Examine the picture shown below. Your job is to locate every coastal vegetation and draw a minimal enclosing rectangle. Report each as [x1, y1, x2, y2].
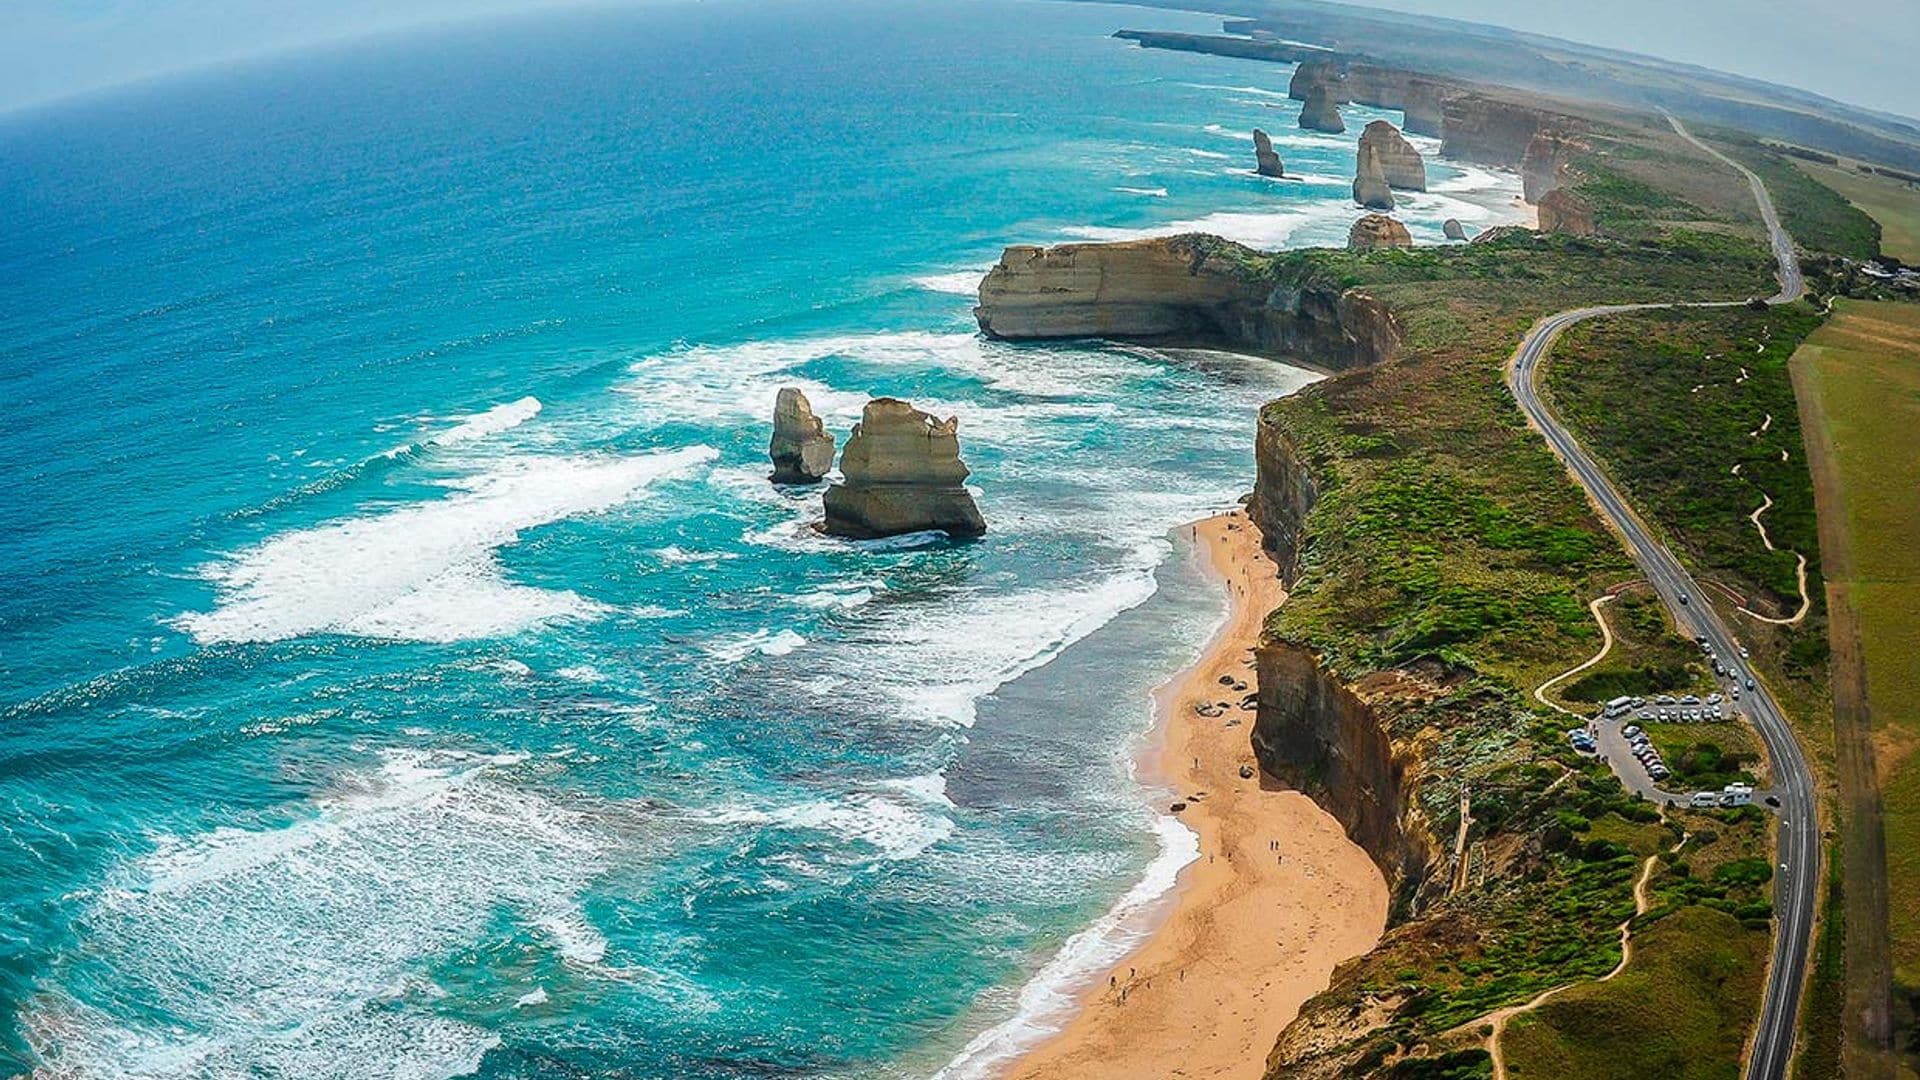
[1792, 161, 1920, 263]
[1711, 135, 1884, 260]
[1190, 89, 1875, 1075]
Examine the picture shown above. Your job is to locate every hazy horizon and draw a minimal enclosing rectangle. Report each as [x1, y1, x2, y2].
[2, 0, 1915, 124]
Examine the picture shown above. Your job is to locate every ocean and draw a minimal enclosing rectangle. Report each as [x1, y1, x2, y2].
[0, 3, 1522, 1077]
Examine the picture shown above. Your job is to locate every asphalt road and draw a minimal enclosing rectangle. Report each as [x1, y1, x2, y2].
[1508, 117, 1817, 1080]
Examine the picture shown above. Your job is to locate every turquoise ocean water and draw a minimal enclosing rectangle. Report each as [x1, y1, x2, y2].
[0, 3, 1522, 1077]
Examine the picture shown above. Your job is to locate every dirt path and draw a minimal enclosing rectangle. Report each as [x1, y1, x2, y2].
[1740, 491, 1813, 625]
[1532, 593, 1618, 715]
[1462, 848, 1667, 1080]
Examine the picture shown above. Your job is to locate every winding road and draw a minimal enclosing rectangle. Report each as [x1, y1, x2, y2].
[1505, 115, 1817, 1080]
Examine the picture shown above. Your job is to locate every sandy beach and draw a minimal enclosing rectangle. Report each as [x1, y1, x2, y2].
[1000, 510, 1389, 1080]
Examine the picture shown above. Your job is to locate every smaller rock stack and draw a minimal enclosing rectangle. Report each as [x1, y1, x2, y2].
[1442, 218, 1468, 241]
[768, 387, 836, 484]
[1353, 144, 1395, 211]
[823, 398, 986, 539]
[1253, 129, 1286, 178]
[1298, 83, 1345, 134]
[1348, 214, 1413, 251]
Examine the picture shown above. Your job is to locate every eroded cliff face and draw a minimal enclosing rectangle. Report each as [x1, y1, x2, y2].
[1250, 416, 1441, 916]
[1439, 93, 1570, 171]
[974, 235, 1403, 371]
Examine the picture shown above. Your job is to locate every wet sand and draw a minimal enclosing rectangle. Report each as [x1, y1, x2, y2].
[1000, 510, 1388, 1080]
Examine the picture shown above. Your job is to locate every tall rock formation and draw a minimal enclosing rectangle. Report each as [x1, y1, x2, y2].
[1298, 83, 1345, 134]
[1252, 129, 1286, 178]
[1357, 120, 1427, 191]
[1536, 188, 1597, 236]
[1442, 218, 1467, 241]
[973, 235, 1404, 371]
[822, 398, 985, 539]
[1348, 214, 1413, 251]
[1521, 130, 1581, 203]
[1352, 143, 1395, 211]
[768, 387, 835, 485]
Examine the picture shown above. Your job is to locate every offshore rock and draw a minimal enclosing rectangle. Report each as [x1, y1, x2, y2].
[1357, 120, 1426, 191]
[974, 235, 1403, 371]
[1298, 84, 1346, 134]
[1348, 214, 1413, 251]
[1442, 218, 1468, 241]
[1253, 129, 1286, 178]
[1537, 187, 1597, 236]
[1353, 141, 1396, 211]
[822, 398, 985, 539]
[768, 387, 835, 484]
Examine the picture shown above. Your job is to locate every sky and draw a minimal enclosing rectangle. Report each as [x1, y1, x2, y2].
[1, 0, 1915, 120]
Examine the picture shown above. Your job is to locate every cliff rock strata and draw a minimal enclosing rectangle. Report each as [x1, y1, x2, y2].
[1250, 415, 1447, 919]
[822, 398, 985, 539]
[974, 235, 1402, 371]
[1537, 187, 1598, 235]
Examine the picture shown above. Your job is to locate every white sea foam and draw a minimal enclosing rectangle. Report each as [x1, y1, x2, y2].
[932, 814, 1199, 1080]
[1112, 186, 1169, 198]
[697, 773, 956, 864]
[177, 446, 716, 644]
[703, 628, 808, 664]
[428, 396, 543, 446]
[23, 749, 620, 1080]
[913, 268, 991, 295]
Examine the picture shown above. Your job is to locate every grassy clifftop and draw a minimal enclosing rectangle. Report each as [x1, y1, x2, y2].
[1248, 116, 1823, 1078]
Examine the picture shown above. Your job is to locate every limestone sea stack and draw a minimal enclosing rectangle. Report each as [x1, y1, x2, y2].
[1357, 120, 1426, 191]
[1253, 129, 1286, 178]
[1348, 214, 1413, 251]
[822, 398, 985, 539]
[1299, 83, 1345, 134]
[769, 387, 836, 484]
[1352, 144, 1395, 211]
[1442, 218, 1468, 241]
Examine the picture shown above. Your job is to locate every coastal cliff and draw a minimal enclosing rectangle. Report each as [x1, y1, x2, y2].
[974, 236, 1402, 371]
[1251, 418, 1441, 915]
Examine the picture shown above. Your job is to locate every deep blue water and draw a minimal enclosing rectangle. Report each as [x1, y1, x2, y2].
[0, 4, 1521, 1077]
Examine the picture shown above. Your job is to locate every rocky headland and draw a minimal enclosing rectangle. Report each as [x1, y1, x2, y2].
[974, 235, 1403, 370]
[821, 398, 985, 540]
[768, 387, 835, 484]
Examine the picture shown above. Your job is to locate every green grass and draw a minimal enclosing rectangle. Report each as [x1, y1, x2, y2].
[1543, 306, 1825, 620]
[1794, 160, 1920, 264]
[1713, 138, 1882, 259]
[1502, 906, 1768, 1080]
[1252, 121, 1794, 1079]
[1794, 842, 1846, 1080]
[1791, 301, 1920, 986]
